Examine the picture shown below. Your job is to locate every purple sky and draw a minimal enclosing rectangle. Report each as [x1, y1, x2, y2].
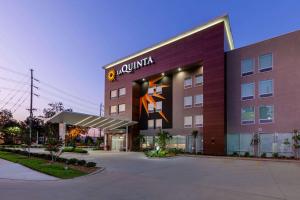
[0, 0, 300, 120]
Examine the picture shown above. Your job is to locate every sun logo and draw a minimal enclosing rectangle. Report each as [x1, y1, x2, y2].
[107, 69, 116, 82]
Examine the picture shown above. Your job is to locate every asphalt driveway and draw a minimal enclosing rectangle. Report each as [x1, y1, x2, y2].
[0, 151, 299, 200]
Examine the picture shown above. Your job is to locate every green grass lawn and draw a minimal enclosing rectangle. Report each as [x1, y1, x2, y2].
[0, 151, 87, 179]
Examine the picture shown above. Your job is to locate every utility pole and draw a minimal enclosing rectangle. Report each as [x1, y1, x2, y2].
[100, 102, 102, 117]
[28, 69, 34, 156]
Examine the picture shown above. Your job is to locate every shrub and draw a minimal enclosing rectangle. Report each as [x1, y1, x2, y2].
[74, 148, 88, 154]
[86, 162, 96, 167]
[261, 152, 267, 158]
[244, 152, 250, 157]
[231, 152, 239, 157]
[77, 160, 86, 166]
[272, 152, 279, 158]
[68, 158, 78, 165]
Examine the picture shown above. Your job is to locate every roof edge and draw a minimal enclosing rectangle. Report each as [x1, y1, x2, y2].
[102, 14, 234, 70]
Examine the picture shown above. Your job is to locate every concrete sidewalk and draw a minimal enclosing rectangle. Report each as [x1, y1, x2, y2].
[0, 159, 58, 181]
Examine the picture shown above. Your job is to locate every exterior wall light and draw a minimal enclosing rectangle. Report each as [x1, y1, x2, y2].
[178, 67, 182, 72]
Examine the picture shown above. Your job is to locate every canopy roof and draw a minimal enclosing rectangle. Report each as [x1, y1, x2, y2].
[45, 111, 137, 131]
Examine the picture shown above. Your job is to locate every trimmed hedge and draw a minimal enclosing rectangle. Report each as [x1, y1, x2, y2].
[62, 147, 88, 154]
[0, 148, 96, 168]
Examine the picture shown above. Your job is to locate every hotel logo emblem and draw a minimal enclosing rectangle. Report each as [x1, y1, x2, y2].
[107, 68, 116, 82]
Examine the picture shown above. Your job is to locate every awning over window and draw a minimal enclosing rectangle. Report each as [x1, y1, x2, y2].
[45, 111, 137, 131]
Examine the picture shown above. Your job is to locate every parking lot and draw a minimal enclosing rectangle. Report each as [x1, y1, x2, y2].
[0, 151, 299, 200]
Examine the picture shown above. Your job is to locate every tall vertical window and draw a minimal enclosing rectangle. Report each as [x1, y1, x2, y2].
[259, 105, 274, 123]
[241, 83, 255, 100]
[195, 74, 203, 86]
[156, 119, 162, 129]
[156, 101, 162, 112]
[194, 94, 203, 106]
[148, 87, 154, 95]
[119, 88, 126, 96]
[184, 96, 193, 108]
[155, 86, 162, 94]
[148, 120, 154, 129]
[259, 80, 273, 97]
[110, 105, 117, 114]
[241, 107, 255, 124]
[148, 103, 154, 113]
[118, 104, 125, 112]
[259, 53, 273, 72]
[194, 115, 203, 127]
[110, 90, 118, 98]
[241, 58, 254, 76]
[184, 116, 193, 128]
[184, 77, 192, 89]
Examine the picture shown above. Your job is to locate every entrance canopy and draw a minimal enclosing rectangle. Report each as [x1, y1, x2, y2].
[45, 111, 137, 130]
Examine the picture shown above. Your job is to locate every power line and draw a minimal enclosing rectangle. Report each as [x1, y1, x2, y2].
[0, 65, 29, 77]
[0, 87, 28, 93]
[9, 90, 30, 111]
[12, 95, 30, 114]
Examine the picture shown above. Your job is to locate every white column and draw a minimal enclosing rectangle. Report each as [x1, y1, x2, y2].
[126, 126, 128, 152]
[59, 123, 66, 141]
[104, 132, 108, 151]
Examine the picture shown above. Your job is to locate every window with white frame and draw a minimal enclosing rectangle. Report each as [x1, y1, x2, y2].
[184, 77, 192, 89]
[148, 119, 154, 129]
[259, 80, 273, 97]
[194, 94, 203, 106]
[148, 103, 154, 113]
[195, 74, 203, 86]
[241, 58, 254, 76]
[241, 83, 255, 100]
[156, 101, 162, 112]
[194, 115, 203, 127]
[155, 86, 162, 94]
[259, 105, 274, 123]
[259, 53, 273, 72]
[119, 87, 126, 96]
[184, 96, 193, 108]
[184, 116, 193, 128]
[110, 105, 117, 114]
[118, 104, 125, 112]
[156, 119, 162, 129]
[241, 106, 255, 124]
[110, 90, 118, 98]
[148, 87, 154, 95]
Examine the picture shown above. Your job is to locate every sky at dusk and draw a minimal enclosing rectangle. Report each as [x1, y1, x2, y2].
[0, 0, 300, 120]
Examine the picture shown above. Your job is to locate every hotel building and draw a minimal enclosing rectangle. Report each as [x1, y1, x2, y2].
[103, 15, 300, 156]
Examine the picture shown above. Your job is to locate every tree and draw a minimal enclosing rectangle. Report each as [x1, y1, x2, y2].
[45, 137, 63, 162]
[156, 130, 172, 150]
[0, 109, 13, 128]
[192, 130, 198, 154]
[43, 102, 72, 118]
[293, 129, 300, 159]
[1, 120, 22, 144]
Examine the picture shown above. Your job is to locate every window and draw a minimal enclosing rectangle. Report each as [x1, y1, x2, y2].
[118, 104, 125, 112]
[148, 87, 154, 95]
[184, 96, 193, 108]
[184, 77, 192, 89]
[110, 90, 117, 98]
[156, 119, 162, 129]
[241, 58, 254, 76]
[148, 103, 154, 113]
[184, 116, 192, 128]
[155, 86, 162, 94]
[156, 101, 162, 112]
[110, 105, 117, 114]
[241, 107, 255, 124]
[195, 74, 203, 86]
[194, 94, 203, 106]
[195, 115, 203, 127]
[148, 120, 154, 129]
[241, 83, 255, 100]
[259, 105, 274, 123]
[259, 80, 273, 97]
[259, 53, 273, 72]
[119, 88, 126, 96]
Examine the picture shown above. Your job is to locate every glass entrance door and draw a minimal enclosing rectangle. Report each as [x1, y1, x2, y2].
[111, 135, 124, 151]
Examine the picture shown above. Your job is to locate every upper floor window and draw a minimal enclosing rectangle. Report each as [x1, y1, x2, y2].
[194, 94, 203, 107]
[241, 106, 255, 125]
[111, 90, 118, 98]
[148, 103, 154, 113]
[259, 53, 273, 72]
[259, 105, 274, 123]
[156, 101, 162, 112]
[155, 86, 162, 94]
[184, 96, 193, 108]
[195, 74, 203, 86]
[259, 80, 273, 97]
[118, 104, 126, 112]
[195, 115, 203, 127]
[241, 83, 255, 100]
[241, 58, 254, 76]
[119, 87, 126, 96]
[156, 119, 162, 129]
[148, 87, 154, 95]
[148, 119, 154, 129]
[184, 77, 192, 89]
[110, 105, 117, 114]
[184, 116, 192, 128]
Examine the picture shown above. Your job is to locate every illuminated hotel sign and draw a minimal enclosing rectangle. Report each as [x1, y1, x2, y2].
[107, 56, 154, 81]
